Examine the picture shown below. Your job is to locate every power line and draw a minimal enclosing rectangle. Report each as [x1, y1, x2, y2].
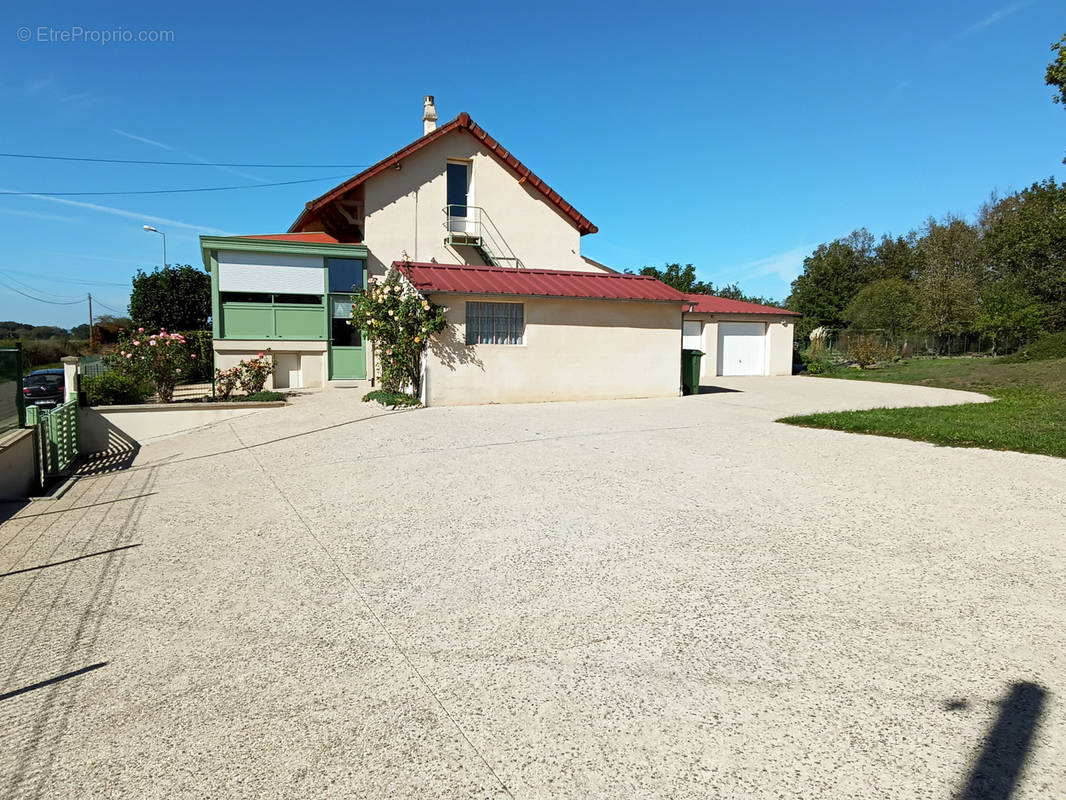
[0, 152, 370, 169]
[0, 271, 85, 301]
[1, 265, 132, 288]
[0, 279, 86, 305]
[91, 298, 125, 314]
[0, 174, 350, 198]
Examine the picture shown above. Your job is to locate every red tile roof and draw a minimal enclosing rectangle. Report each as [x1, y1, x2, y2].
[683, 293, 800, 316]
[398, 262, 687, 303]
[290, 113, 597, 236]
[235, 232, 343, 244]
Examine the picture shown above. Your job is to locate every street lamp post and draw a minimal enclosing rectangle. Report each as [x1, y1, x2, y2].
[143, 225, 166, 267]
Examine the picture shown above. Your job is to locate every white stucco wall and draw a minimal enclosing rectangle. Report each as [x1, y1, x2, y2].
[213, 340, 328, 389]
[79, 404, 280, 453]
[363, 131, 600, 277]
[685, 315, 796, 379]
[0, 428, 36, 500]
[423, 294, 681, 406]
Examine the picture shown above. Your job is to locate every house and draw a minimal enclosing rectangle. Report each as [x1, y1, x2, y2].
[199, 97, 796, 402]
[682, 294, 800, 379]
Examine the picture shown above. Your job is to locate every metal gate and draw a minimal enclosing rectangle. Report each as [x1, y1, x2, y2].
[27, 398, 79, 477]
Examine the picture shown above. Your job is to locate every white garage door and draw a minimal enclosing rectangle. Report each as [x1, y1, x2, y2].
[718, 322, 767, 376]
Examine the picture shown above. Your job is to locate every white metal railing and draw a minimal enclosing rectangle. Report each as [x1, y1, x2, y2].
[442, 205, 524, 269]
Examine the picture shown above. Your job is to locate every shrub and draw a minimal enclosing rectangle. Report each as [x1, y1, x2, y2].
[214, 353, 275, 399]
[805, 359, 830, 375]
[847, 335, 883, 369]
[363, 388, 420, 407]
[111, 328, 193, 402]
[238, 391, 285, 403]
[237, 354, 274, 394]
[83, 371, 152, 406]
[997, 330, 1066, 363]
[179, 330, 213, 381]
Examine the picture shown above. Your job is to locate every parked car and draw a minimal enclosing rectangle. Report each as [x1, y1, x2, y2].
[23, 368, 65, 408]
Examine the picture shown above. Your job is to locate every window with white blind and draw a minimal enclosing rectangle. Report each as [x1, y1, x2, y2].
[466, 301, 524, 345]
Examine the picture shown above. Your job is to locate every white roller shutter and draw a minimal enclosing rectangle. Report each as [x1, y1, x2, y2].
[218, 251, 324, 295]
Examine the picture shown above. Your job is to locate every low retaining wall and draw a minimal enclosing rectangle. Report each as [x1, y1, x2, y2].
[0, 428, 36, 500]
[79, 401, 285, 454]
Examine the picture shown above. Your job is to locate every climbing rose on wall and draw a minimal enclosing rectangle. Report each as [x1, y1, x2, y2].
[349, 266, 447, 397]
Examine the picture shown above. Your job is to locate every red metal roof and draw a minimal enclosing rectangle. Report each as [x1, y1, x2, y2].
[235, 232, 343, 244]
[290, 113, 597, 236]
[683, 293, 800, 316]
[398, 262, 687, 303]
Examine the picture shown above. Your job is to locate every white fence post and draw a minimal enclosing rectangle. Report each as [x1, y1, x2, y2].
[61, 356, 80, 403]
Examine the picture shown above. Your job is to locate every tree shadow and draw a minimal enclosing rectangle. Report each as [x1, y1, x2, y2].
[429, 323, 485, 372]
[957, 681, 1047, 800]
[696, 385, 743, 395]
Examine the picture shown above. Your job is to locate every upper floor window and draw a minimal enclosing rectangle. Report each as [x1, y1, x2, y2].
[327, 258, 365, 293]
[466, 301, 523, 345]
[446, 161, 469, 218]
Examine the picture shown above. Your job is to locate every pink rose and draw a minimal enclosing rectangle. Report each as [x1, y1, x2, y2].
[175, 368, 182, 373]
[137, 327, 144, 333]
[132, 340, 139, 346]
[190, 353, 197, 359]
[126, 353, 132, 359]
[150, 340, 157, 346]
[257, 352, 264, 359]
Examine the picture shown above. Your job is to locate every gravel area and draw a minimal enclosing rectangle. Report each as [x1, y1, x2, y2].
[1, 376, 1062, 799]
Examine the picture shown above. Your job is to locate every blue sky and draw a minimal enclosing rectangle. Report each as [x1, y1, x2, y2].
[1, 0, 1063, 327]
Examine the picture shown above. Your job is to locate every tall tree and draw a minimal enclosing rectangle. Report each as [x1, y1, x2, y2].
[980, 179, 1066, 329]
[1048, 32, 1066, 161]
[636, 263, 715, 294]
[129, 265, 211, 331]
[975, 282, 1050, 352]
[843, 278, 918, 341]
[787, 229, 877, 339]
[915, 217, 983, 345]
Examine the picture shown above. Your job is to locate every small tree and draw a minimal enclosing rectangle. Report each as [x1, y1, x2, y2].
[843, 278, 917, 341]
[349, 268, 447, 398]
[129, 265, 211, 331]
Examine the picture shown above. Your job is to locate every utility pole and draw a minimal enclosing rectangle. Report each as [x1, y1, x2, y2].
[88, 293, 94, 349]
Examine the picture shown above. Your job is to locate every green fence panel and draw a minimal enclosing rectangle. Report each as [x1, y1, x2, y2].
[0, 346, 25, 435]
[31, 397, 78, 476]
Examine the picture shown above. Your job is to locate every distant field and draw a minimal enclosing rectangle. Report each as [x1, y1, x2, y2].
[779, 357, 1066, 458]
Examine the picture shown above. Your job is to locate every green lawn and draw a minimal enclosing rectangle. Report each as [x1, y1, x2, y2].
[779, 357, 1066, 458]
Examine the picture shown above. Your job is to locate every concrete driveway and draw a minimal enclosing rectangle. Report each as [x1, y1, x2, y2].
[1, 377, 1062, 799]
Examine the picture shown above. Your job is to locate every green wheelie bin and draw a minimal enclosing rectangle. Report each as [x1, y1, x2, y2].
[681, 349, 704, 395]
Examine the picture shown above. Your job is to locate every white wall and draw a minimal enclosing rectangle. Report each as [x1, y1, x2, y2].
[363, 131, 601, 278]
[79, 404, 280, 453]
[423, 294, 681, 405]
[0, 428, 36, 500]
[213, 340, 328, 389]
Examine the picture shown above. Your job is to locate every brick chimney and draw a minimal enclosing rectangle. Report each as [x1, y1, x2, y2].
[422, 95, 438, 135]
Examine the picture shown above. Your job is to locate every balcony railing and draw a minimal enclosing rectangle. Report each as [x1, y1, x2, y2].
[442, 205, 524, 269]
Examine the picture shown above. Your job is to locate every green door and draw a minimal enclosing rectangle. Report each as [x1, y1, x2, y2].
[329, 296, 365, 379]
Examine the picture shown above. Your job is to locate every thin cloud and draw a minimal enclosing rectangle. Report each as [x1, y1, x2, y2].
[729, 244, 808, 284]
[960, 1, 1030, 37]
[0, 189, 232, 235]
[25, 77, 53, 95]
[113, 128, 176, 151]
[111, 128, 266, 182]
[0, 207, 83, 224]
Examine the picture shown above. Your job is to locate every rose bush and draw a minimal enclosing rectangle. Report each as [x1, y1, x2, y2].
[349, 267, 447, 398]
[214, 353, 275, 399]
[112, 327, 192, 402]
